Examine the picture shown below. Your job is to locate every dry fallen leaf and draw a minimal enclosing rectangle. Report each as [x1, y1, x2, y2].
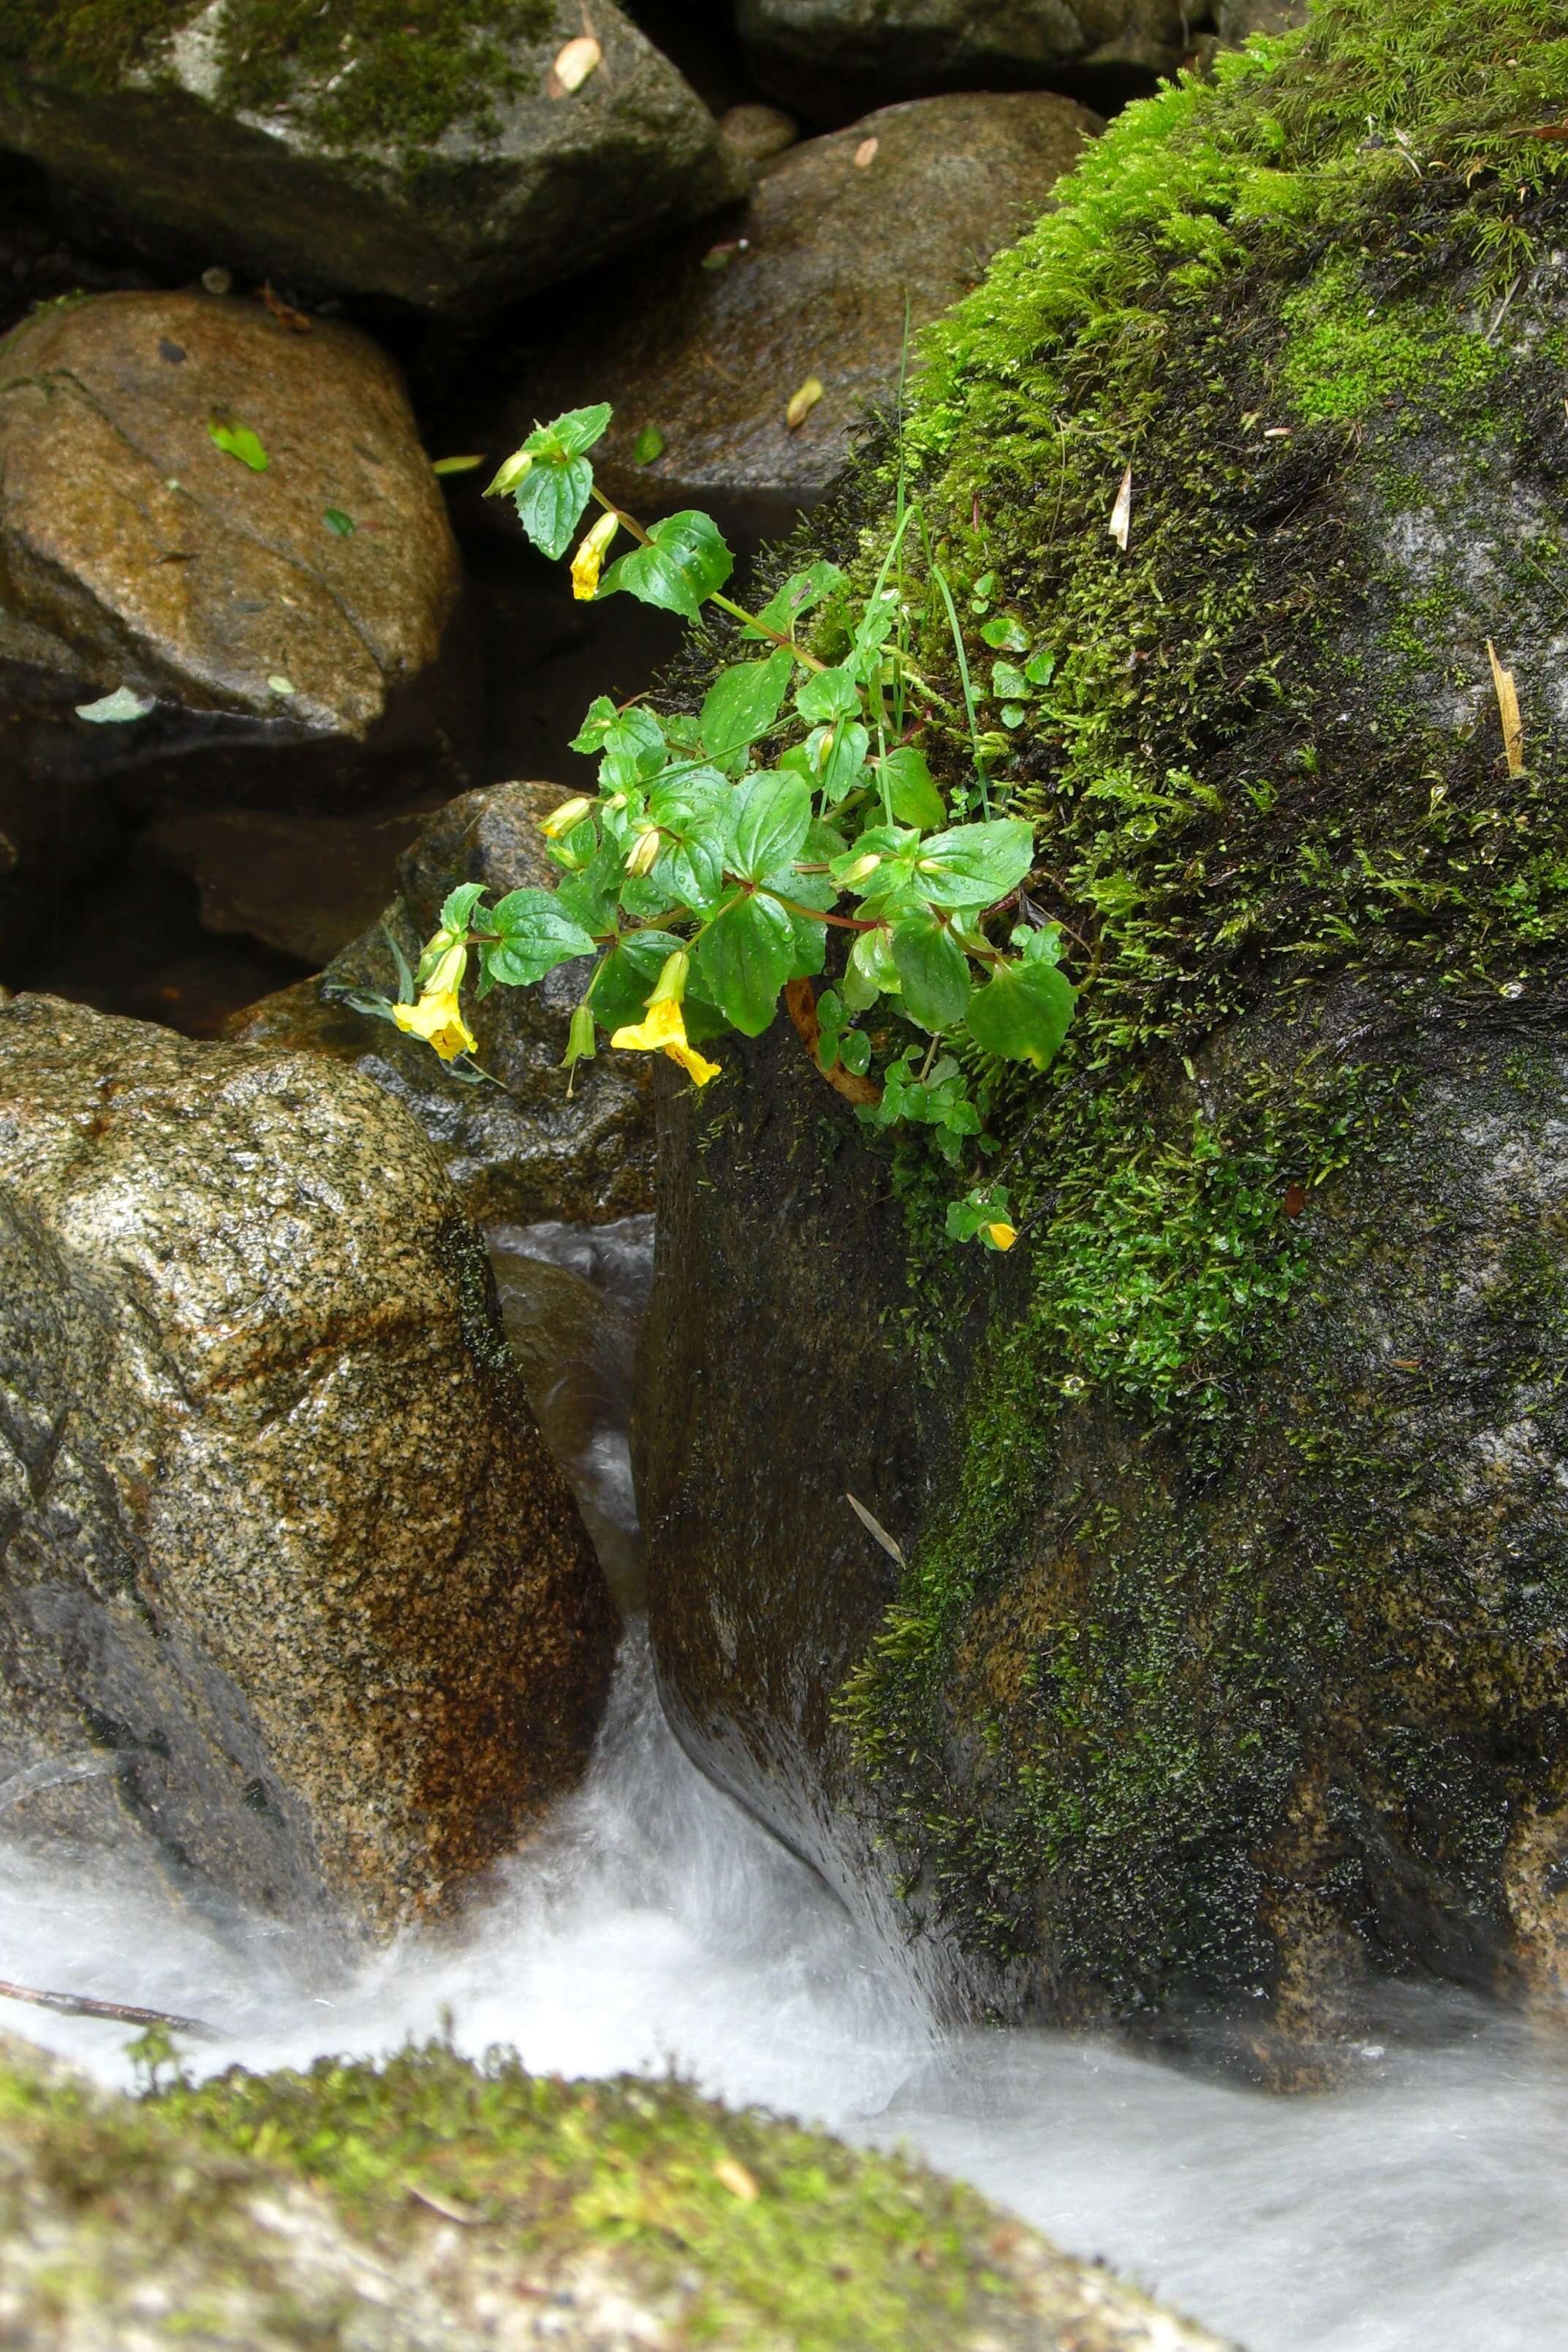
[786, 376, 824, 430]
[854, 136, 879, 167]
[713, 2158, 760, 2204]
[549, 34, 601, 95]
[846, 1491, 906, 1570]
[1486, 638, 1525, 774]
[1108, 461, 1132, 551]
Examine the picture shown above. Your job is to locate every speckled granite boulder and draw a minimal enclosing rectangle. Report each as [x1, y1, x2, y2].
[0, 0, 745, 318]
[510, 92, 1099, 537]
[0, 995, 616, 1940]
[738, 0, 1187, 123]
[227, 782, 654, 1227]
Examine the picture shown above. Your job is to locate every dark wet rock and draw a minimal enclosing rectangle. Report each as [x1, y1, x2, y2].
[227, 782, 655, 1227]
[1217, 0, 1308, 37]
[737, 0, 1185, 123]
[0, 2030, 1237, 2352]
[0, 994, 616, 1941]
[717, 99, 800, 163]
[512, 92, 1100, 537]
[0, 290, 466, 812]
[0, 1, 746, 320]
[639, 10, 1568, 2057]
[147, 802, 443, 966]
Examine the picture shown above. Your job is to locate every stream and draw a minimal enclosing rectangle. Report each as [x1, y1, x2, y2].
[4, 1222, 1566, 2352]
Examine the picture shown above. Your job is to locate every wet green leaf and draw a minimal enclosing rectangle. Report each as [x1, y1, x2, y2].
[208, 417, 268, 471]
[697, 893, 795, 1033]
[891, 909, 971, 1032]
[963, 956, 1075, 1069]
[599, 510, 733, 621]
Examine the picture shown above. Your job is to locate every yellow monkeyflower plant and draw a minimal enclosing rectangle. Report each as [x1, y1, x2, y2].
[343, 398, 1078, 1247]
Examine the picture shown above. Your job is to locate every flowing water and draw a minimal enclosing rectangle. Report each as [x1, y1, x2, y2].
[4, 1225, 1566, 2352]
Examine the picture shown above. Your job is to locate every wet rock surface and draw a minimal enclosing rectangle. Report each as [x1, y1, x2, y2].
[0, 289, 463, 809]
[737, 0, 1186, 122]
[227, 781, 655, 1227]
[147, 801, 442, 966]
[0, 993, 616, 1940]
[0, 1, 745, 319]
[514, 91, 1099, 537]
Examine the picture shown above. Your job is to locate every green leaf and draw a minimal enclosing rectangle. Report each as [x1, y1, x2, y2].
[879, 746, 945, 831]
[599, 510, 732, 621]
[839, 1028, 872, 1077]
[980, 615, 1029, 651]
[527, 404, 613, 460]
[1024, 649, 1056, 687]
[208, 417, 268, 471]
[891, 910, 972, 1032]
[914, 818, 1034, 909]
[570, 695, 619, 755]
[597, 704, 667, 793]
[431, 454, 485, 475]
[696, 893, 795, 1034]
[1001, 703, 1027, 728]
[75, 685, 153, 723]
[963, 956, 1075, 1069]
[439, 882, 488, 937]
[481, 888, 597, 986]
[632, 425, 665, 464]
[746, 560, 845, 642]
[513, 457, 593, 559]
[592, 931, 686, 1031]
[322, 506, 355, 537]
[728, 771, 811, 882]
[991, 660, 1029, 700]
[795, 663, 860, 725]
[699, 648, 795, 760]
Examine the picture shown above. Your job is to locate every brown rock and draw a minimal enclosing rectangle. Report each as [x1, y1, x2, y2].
[0, 994, 617, 1940]
[227, 782, 655, 1228]
[507, 92, 1101, 537]
[718, 101, 800, 163]
[147, 801, 444, 966]
[0, 290, 464, 807]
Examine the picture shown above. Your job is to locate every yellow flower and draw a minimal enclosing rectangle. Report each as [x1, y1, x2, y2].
[611, 953, 721, 1086]
[982, 1220, 1018, 1250]
[393, 940, 477, 1064]
[571, 510, 618, 601]
[539, 793, 594, 839]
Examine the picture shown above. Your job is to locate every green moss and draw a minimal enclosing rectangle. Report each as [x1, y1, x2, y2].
[792, 0, 1568, 2005]
[2, 0, 553, 151]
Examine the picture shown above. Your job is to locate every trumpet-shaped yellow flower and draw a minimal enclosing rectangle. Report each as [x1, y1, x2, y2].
[611, 980, 721, 1088]
[393, 941, 477, 1064]
[571, 510, 618, 602]
[539, 793, 594, 840]
[982, 1220, 1018, 1251]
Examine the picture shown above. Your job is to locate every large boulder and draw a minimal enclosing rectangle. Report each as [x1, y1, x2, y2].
[227, 781, 655, 1227]
[0, 2032, 1235, 2352]
[0, 1, 746, 319]
[737, 0, 1187, 123]
[638, 0, 1568, 2057]
[509, 91, 1099, 538]
[0, 994, 617, 1940]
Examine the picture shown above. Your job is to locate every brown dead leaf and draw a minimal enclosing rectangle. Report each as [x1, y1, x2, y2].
[260, 281, 312, 332]
[1524, 118, 1568, 139]
[846, 1491, 907, 1570]
[549, 34, 601, 94]
[1486, 638, 1525, 774]
[854, 136, 879, 167]
[714, 2158, 760, 2204]
[786, 376, 824, 430]
[1108, 461, 1132, 552]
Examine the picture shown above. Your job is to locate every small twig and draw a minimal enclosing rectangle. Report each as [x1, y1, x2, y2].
[0, 1977, 216, 2038]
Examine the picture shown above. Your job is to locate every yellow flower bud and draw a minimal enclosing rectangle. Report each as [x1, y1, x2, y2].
[982, 1221, 1018, 1250]
[841, 852, 882, 886]
[626, 826, 662, 877]
[539, 794, 594, 840]
[483, 447, 534, 498]
[570, 510, 619, 601]
[564, 1002, 597, 1067]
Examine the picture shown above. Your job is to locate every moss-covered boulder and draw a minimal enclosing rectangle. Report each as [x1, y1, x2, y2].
[639, 0, 1568, 2057]
[0, 2030, 1234, 2349]
[0, 1, 745, 318]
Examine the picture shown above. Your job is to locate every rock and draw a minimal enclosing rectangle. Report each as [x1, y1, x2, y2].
[0, 289, 466, 810]
[1216, 0, 1308, 38]
[0, 2032, 1237, 2352]
[227, 781, 655, 1228]
[0, 1, 746, 320]
[0, 994, 616, 1940]
[512, 92, 1100, 537]
[737, 0, 1186, 124]
[147, 802, 443, 965]
[718, 99, 800, 163]
[638, 3, 1568, 2056]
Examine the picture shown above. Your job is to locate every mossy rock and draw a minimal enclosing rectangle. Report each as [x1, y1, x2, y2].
[0, 0, 746, 317]
[638, 0, 1568, 2058]
[0, 2031, 1234, 2348]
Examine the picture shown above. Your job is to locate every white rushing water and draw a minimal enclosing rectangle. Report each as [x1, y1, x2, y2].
[4, 1218, 1566, 2351]
[4, 1625, 1567, 2352]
